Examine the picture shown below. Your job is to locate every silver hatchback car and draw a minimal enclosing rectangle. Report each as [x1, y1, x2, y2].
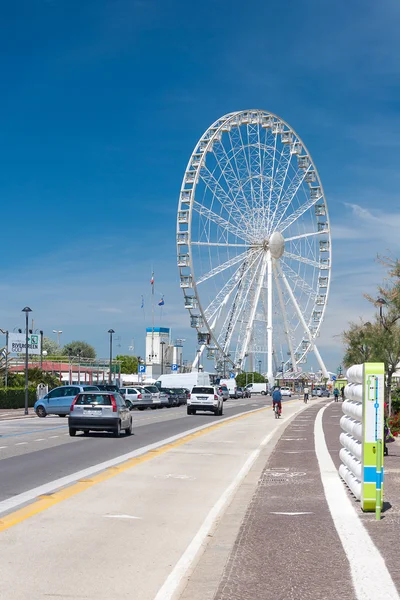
[69, 391, 132, 437]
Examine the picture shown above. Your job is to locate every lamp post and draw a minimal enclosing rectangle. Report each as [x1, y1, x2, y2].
[108, 329, 115, 383]
[197, 349, 201, 373]
[39, 330, 44, 370]
[375, 297, 387, 323]
[160, 340, 165, 375]
[53, 329, 62, 347]
[258, 360, 262, 375]
[0, 329, 9, 388]
[22, 307, 32, 415]
[77, 348, 82, 384]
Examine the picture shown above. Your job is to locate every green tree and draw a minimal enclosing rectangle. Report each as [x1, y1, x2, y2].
[7, 368, 60, 389]
[42, 336, 62, 356]
[115, 355, 138, 374]
[236, 372, 266, 387]
[62, 341, 96, 359]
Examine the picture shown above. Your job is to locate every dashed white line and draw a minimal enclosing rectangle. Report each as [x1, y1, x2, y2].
[34, 438, 45, 442]
[15, 442, 28, 446]
[49, 435, 59, 439]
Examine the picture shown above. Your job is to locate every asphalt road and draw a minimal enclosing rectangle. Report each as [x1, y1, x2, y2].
[0, 395, 296, 503]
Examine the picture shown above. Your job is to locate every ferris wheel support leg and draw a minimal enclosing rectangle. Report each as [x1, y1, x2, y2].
[267, 251, 274, 388]
[273, 261, 298, 374]
[277, 263, 329, 380]
[239, 252, 268, 367]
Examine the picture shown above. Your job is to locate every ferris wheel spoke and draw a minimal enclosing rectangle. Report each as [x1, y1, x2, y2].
[267, 143, 293, 233]
[275, 184, 322, 234]
[284, 251, 321, 269]
[269, 164, 311, 234]
[192, 200, 248, 241]
[200, 165, 248, 230]
[203, 251, 261, 322]
[272, 261, 298, 372]
[281, 259, 317, 300]
[285, 229, 329, 242]
[275, 261, 329, 378]
[213, 138, 253, 217]
[191, 241, 248, 247]
[196, 248, 254, 285]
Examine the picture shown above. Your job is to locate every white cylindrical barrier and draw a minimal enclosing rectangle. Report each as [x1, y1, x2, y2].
[344, 382, 363, 403]
[340, 415, 362, 441]
[342, 399, 363, 421]
[339, 448, 362, 480]
[340, 432, 362, 460]
[339, 464, 362, 500]
[347, 364, 363, 384]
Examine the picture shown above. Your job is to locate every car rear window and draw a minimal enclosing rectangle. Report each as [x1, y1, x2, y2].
[145, 386, 158, 392]
[75, 393, 112, 406]
[84, 386, 100, 392]
[192, 387, 214, 394]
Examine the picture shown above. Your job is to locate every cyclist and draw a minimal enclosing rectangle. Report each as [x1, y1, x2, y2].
[272, 386, 282, 416]
[333, 387, 340, 402]
[303, 386, 309, 403]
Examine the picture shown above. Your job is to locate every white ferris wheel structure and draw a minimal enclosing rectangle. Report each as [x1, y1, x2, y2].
[176, 109, 331, 384]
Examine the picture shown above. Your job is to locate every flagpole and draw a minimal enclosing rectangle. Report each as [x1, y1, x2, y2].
[151, 272, 155, 363]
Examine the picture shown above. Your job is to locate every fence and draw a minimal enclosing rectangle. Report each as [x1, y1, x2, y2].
[339, 362, 385, 513]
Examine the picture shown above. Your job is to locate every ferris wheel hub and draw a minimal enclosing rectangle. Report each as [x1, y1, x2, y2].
[268, 231, 285, 259]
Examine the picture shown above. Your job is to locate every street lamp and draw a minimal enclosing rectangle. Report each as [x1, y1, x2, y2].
[160, 340, 165, 375]
[53, 329, 62, 346]
[197, 349, 201, 373]
[108, 329, 115, 383]
[0, 329, 9, 388]
[375, 297, 387, 323]
[77, 348, 82, 384]
[22, 307, 32, 415]
[258, 360, 262, 374]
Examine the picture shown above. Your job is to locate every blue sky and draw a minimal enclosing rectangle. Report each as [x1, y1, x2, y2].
[1, 0, 399, 370]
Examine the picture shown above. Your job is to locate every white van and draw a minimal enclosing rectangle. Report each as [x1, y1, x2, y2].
[219, 378, 238, 399]
[244, 382, 268, 395]
[156, 372, 211, 391]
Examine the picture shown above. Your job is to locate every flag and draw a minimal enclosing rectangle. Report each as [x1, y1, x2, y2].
[150, 272, 154, 285]
[141, 295, 144, 309]
[158, 297, 165, 306]
[0, 348, 6, 359]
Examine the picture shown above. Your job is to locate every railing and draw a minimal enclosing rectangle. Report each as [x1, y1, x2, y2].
[339, 363, 385, 515]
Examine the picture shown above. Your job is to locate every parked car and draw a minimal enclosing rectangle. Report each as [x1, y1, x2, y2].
[159, 387, 180, 407]
[244, 382, 268, 395]
[187, 386, 223, 415]
[312, 387, 330, 398]
[95, 384, 120, 393]
[144, 385, 161, 408]
[172, 388, 189, 405]
[120, 387, 153, 410]
[159, 390, 171, 408]
[236, 387, 244, 399]
[69, 391, 132, 437]
[280, 386, 292, 397]
[34, 384, 100, 418]
[218, 385, 230, 401]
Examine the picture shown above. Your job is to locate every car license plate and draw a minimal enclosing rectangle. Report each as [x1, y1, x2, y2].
[153, 399, 160, 403]
[84, 408, 102, 416]
[198, 397, 208, 401]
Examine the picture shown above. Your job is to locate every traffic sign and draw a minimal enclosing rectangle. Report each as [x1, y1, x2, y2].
[138, 364, 146, 374]
[171, 364, 178, 372]
[230, 372, 235, 378]
[332, 375, 337, 381]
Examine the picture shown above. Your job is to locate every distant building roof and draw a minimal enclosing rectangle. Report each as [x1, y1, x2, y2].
[146, 327, 170, 333]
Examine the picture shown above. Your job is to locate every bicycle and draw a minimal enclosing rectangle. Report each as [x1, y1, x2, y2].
[274, 403, 281, 419]
[304, 393, 309, 404]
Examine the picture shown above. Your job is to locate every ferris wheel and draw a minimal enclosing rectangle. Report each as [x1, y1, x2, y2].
[176, 110, 331, 382]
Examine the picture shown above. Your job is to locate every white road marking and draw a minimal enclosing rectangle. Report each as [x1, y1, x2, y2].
[49, 435, 59, 439]
[281, 438, 307, 441]
[104, 514, 142, 520]
[0, 446, 7, 449]
[15, 442, 28, 446]
[315, 404, 400, 600]
[0, 407, 266, 517]
[271, 511, 313, 516]
[153, 423, 281, 600]
[34, 439, 45, 442]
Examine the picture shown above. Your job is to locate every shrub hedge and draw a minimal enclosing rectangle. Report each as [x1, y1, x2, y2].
[0, 388, 37, 409]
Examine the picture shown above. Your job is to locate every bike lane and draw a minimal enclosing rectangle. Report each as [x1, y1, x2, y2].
[213, 402, 356, 600]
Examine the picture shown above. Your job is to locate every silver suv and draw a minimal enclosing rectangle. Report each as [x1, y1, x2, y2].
[69, 391, 132, 437]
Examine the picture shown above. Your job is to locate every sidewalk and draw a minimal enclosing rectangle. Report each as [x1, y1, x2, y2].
[0, 408, 36, 421]
[180, 400, 400, 600]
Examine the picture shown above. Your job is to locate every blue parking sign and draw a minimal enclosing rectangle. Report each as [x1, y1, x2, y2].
[139, 364, 146, 374]
[230, 372, 235, 378]
[171, 364, 178, 372]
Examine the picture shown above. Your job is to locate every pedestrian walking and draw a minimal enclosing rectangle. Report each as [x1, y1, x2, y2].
[303, 386, 309, 403]
[333, 388, 339, 402]
[340, 386, 345, 401]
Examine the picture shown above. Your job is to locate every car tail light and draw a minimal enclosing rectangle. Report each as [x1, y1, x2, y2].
[187, 393, 191, 399]
[70, 394, 79, 412]
[138, 393, 142, 399]
[110, 395, 117, 412]
[214, 395, 218, 400]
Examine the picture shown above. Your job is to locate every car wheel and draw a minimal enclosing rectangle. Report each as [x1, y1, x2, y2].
[220, 405, 224, 416]
[187, 408, 192, 415]
[36, 405, 47, 418]
[114, 421, 121, 437]
[261, 391, 266, 395]
[69, 428, 77, 436]
[125, 420, 133, 435]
